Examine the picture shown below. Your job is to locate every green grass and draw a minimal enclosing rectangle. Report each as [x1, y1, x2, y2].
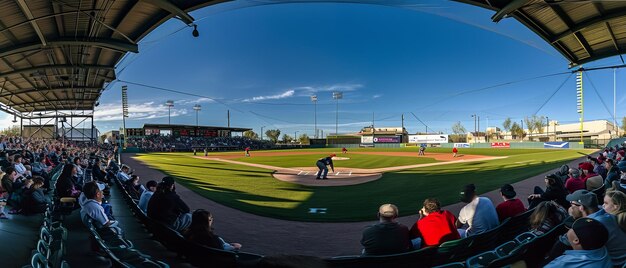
[135, 148, 594, 222]
[232, 153, 438, 168]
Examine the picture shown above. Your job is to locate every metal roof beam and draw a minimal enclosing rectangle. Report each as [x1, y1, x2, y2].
[0, 38, 138, 59]
[15, 0, 47, 46]
[12, 98, 92, 107]
[0, 65, 115, 81]
[142, 0, 195, 25]
[491, 0, 529, 22]
[550, 9, 626, 44]
[0, 87, 101, 99]
[549, 5, 593, 58]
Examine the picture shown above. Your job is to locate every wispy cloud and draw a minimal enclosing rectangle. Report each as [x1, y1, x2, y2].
[293, 83, 364, 95]
[94, 102, 187, 122]
[242, 90, 295, 102]
[179, 98, 214, 105]
[372, 94, 382, 99]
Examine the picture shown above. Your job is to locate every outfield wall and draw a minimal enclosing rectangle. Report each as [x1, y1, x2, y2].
[328, 142, 584, 149]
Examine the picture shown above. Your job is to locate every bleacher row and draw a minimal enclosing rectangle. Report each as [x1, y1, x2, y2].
[112, 166, 568, 268]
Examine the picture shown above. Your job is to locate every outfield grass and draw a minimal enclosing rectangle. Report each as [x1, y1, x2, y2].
[135, 148, 594, 222]
[231, 153, 438, 168]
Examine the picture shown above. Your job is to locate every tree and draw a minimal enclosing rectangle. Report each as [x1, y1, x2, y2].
[243, 130, 258, 140]
[451, 121, 466, 134]
[265, 129, 281, 143]
[502, 118, 511, 133]
[0, 125, 20, 136]
[281, 134, 293, 143]
[298, 133, 310, 144]
[622, 117, 626, 136]
[524, 117, 535, 138]
[510, 122, 523, 140]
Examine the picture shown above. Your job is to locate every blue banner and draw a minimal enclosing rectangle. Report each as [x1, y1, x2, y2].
[544, 142, 569, 149]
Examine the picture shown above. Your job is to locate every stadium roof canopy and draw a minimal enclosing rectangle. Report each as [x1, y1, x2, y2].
[0, 0, 228, 116]
[456, 0, 626, 68]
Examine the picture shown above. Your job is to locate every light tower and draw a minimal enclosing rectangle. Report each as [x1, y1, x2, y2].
[311, 95, 318, 138]
[333, 91, 343, 136]
[165, 100, 174, 125]
[193, 104, 202, 127]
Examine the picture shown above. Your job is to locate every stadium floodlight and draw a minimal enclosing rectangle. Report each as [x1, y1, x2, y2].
[261, 126, 266, 140]
[193, 104, 202, 127]
[11, 114, 17, 123]
[165, 100, 175, 125]
[311, 95, 317, 138]
[333, 92, 343, 136]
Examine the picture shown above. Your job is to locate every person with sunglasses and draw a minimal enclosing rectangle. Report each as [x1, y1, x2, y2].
[544, 218, 611, 268]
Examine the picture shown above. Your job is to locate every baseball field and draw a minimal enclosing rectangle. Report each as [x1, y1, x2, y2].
[133, 147, 594, 222]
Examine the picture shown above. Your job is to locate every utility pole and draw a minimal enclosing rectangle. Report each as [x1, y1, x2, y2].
[546, 117, 549, 141]
[311, 95, 318, 138]
[227, 110, 230, 128]
[521, 119, 524, 142]
[372, 112, 375, 147]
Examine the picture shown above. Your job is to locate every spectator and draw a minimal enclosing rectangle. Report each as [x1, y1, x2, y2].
[13, 155, 31, 178]
[21, 176, 50, 215]
[361, 204, 411, 255]
[603, 190, 626, 232]
[55, 164, 80, 198]
[117, 165, 131, 182]
[528, 174, 569, 209]
[546, 190, 626, 266]
[593, 158, 608, 179]
[147, 177, 191, 232]
[409, 198, 460, 248]
[495, 184, 526, 222]
[604, 159, 620, 189]
[183, 209, 241, 251]
[529, 201, 567, 236]
[565, 168, 585, 194]
[544, 218, 611, 268]
[138, 180, 158, 213]
[124, 175, 145, 200]
[456, 184, 499, 238]
[80, 181, 117, 228]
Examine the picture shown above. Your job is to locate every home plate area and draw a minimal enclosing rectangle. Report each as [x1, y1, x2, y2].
[272, 167, 382, 187]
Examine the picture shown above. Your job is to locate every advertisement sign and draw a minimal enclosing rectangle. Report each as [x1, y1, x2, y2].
[408, 134, 449, 144]
[373, 136, 401, 143]
[544, 142, 569, 149]
[491, 142, 510, 148]
[454, 143, 470, 148]
[361, 136, 373, 144]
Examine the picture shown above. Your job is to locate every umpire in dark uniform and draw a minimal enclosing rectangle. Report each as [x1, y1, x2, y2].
[315, 154, 336, 180]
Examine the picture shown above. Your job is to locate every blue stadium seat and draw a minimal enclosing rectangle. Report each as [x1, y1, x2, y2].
[326, 246, 437, 268]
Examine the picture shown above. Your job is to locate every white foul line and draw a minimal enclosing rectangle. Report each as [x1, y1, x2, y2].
[297, 171, 303, 175]
[349, 171, 352, 176]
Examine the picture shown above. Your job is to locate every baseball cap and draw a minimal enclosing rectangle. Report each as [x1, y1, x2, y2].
[500, 184, 516, 198]
[378, 204, 398, 218]
[571, 218, 609, 250]
[460, 184, 476, 203]
[579, 162, 594, 172]
[566, 190, 598, 208]
[161, 176, 175, 186]
[330, 154, 337, 157]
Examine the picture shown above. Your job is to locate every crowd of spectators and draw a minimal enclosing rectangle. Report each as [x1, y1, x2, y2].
[359, 143, 626, 267]
[125, 135, 273, 152]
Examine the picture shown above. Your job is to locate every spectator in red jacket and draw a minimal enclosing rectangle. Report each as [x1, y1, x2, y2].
[409, 198, 460, 248]
[565, 168, 586, 193]
[496, 184, 526, 222]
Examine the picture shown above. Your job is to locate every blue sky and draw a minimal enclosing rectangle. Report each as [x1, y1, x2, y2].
[68, 1, 626, 136]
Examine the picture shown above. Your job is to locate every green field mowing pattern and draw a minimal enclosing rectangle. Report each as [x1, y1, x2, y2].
[135, 148, 594, 222]
[231, 153, 438, 168]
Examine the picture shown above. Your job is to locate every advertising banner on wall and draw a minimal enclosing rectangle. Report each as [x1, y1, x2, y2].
[454, 143, 470, 148]
[408, 135, 449, 144]
[491, 142, 510, 148]
[544, 142, 570, 149]
[374, 136, 401, 143]
[361, 136, 373, 144]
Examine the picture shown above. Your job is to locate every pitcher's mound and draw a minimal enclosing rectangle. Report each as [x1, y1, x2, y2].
[273, 167, 381, 187]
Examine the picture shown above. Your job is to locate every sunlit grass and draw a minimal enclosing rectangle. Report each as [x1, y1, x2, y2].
[136, 148, 594, 222]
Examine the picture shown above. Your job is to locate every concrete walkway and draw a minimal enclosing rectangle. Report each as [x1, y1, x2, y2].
[122, 153, 593, 258]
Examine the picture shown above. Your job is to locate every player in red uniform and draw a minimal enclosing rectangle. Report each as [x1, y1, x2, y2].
[245, 147, 250, 157]
[452, 147, 458, 158]
[342, 147, 348, 154]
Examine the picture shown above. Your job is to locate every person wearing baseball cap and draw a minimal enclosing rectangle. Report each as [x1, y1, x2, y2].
[147, 176, 192, 232]
[495, 184, 526, 222]
[544, 218, 611, 268]
[456, 184, 499, 238]
[314, 154, 335, 180]
[360, 203, 411, 255]
[545, 190, 626, 266]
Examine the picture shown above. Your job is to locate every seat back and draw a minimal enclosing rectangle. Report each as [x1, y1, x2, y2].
[520, 222, 567, 268]
[498, 208, 534, 244]
[183, 239, 238, 268]
[326, 247, 437, 268]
